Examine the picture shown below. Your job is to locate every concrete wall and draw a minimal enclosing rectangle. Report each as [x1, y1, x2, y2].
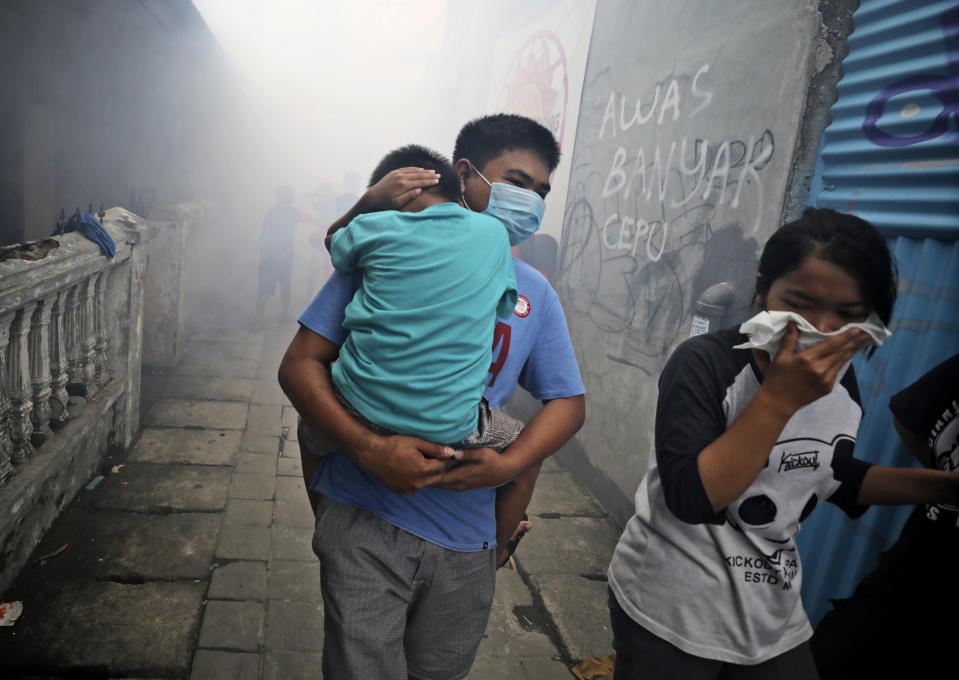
[0, 0, 263, 246]
[141, 203, 207, 370]
[552, 0, 857, 525]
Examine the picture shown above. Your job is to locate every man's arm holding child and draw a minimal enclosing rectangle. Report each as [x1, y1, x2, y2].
[435, 395, 585, 491]
[324, 168, 440, 250]
[278, 327, 457, 497]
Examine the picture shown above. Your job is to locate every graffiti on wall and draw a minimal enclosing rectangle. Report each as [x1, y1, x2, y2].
[556, 63, 769, 374]
[496, 30, 570, 150]
[863, 5, 959, 148]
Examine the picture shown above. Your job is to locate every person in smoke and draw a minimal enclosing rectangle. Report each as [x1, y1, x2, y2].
[299, 142, 536, 571]
[278, 114, 585, 680]
[305, 181, 336, 297]
[336, 170, 362, 216]
[253, 184, 313, 329]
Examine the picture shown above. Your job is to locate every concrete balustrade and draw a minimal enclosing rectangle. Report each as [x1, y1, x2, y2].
[0, 207, 156, 593]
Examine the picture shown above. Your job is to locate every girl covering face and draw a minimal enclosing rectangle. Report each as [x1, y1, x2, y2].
[607, 208, 959, 680]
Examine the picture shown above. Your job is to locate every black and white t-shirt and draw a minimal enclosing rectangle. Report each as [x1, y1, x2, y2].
[608, 327, 872, 665]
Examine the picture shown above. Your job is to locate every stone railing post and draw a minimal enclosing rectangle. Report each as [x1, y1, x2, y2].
[79, 275, 97, 388]
[93, 270, 110, 387]
[28, 297, 54, 445]
[65, 283, 83, 391]
[48, 288, 71, 427]
[7, 303, 37, 465]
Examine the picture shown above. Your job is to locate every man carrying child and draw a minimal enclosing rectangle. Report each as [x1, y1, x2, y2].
[278, 114, 585, 680]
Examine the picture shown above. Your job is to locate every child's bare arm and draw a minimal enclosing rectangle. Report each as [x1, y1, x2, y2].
[324, 168, 439, 251]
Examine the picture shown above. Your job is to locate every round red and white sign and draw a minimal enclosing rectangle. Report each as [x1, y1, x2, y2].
[514, 295, 530, 318]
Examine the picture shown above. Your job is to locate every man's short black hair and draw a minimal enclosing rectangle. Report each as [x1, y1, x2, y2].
[368, 144, 460, 202]
[453, 114, 560, 174]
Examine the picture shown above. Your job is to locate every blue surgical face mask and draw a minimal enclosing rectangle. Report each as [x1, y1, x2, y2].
[464, 163, 546, 246]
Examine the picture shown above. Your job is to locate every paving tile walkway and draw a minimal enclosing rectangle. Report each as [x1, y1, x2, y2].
[0, 325, 620, 679]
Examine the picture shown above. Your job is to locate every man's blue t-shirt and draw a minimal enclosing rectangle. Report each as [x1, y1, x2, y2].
[298, 258, 585, 551]
[329, 203, 517, 443]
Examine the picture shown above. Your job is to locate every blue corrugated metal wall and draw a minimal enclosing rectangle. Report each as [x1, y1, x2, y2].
[798, 0, 959, 625]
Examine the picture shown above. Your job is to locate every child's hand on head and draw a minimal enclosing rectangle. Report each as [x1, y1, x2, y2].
[361, 167, 440, 213]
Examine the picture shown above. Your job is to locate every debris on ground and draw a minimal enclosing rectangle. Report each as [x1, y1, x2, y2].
[0, 602, 24, 627]
[571, 654, 615, 680]
[35, 543, 69, 566]
[84, 475, 104, 490]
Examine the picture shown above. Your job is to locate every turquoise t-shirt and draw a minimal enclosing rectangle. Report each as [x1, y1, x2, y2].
[329, 202, 517, 443]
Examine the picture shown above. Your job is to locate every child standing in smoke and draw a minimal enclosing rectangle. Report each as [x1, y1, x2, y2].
[306, 182, 336, 300]
[253, 185, 313, 329]
[299, 143, 542, 567]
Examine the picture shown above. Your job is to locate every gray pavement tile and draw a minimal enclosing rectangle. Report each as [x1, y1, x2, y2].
[190, 650, 260, 680]
[216, 525, 272, 561]
[163, 376, 253, 402]
[92, 464, 231, 513]
[281, 405, 298, 432]
[268, 560, 322, 602]
[285, 423, 299, 443]
[274, 476, 305, 501]
[528, 472, 606, 518]
[255, 363, 280, 380]
[230, 473, 276, 501]
[128, 428, 241, 466]
[466, 654, 573, 680]
[539, 455, 567, 474]
[208, 561, 268, 601]
[281, 440, 301, 459]
[144, 399, 248, 429]
[277, 456, 302, 477]
[257, 357, 282, 378]
[235, 452, 278, 476]
[252, 379, 286, 405]
[494, 566, 535, 607]
[241, 433, 281, 455]
[273, 498, 315, 529]
[263, 650, 323, 680]
[198, 600, 265, 652]
[224, 499, 274, 527]
[247, 404, 284, 436]
[517, 516, 620, 577]
[265, 600, 324, 651]
[0, 581, 204, 675]
[271, 526, 315, 561]
[478, 569, 559, 662]
[176, 353, 259, 379]
[33, 510, 219, 581]
[536, 574, 613, 662]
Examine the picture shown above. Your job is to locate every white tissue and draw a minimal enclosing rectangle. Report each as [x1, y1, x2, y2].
[734, 311, 891, 357]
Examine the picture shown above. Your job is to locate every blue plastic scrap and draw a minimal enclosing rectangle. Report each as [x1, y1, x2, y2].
[55, 213, 116, 257]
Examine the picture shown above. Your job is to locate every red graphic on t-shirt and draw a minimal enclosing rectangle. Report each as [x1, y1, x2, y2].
[488, 322, 511, 387]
